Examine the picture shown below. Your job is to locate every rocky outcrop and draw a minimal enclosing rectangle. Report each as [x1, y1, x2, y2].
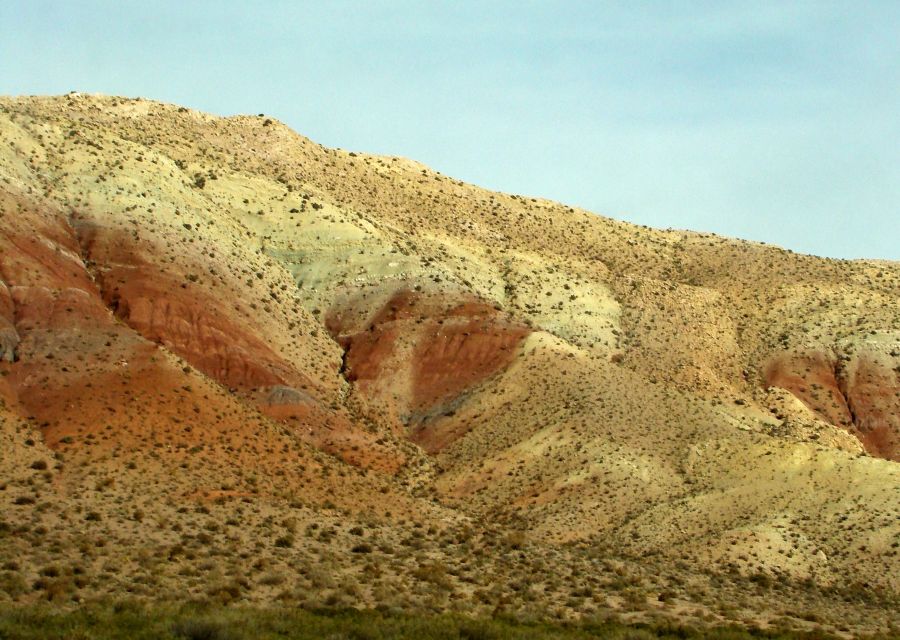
[0, 326, 17, 363]
[265, 385, 314, 407]
[0, 281, 17, 363]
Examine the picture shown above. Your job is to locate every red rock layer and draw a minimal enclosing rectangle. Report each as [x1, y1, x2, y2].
[764, 352, 853, 429]
[74, 222, 311, 391]
[328, 288, 529, 449]
[412, 301, 529, 412]
[840, 354, 899, 460]
[0, 192, 404, 474]
[0, 194, 228, 448]
[765, 350, 899, 461]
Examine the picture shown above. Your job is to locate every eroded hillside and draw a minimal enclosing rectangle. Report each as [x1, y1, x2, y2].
[0, 94, 898, 636]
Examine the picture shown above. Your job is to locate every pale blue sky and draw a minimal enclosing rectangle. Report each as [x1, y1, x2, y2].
[2, 1, 898, 260]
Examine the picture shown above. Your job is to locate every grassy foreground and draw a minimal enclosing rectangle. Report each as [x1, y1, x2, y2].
[0, 602, 869, 640]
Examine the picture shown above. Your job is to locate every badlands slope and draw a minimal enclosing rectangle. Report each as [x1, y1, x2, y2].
[0, 94, 898, 634]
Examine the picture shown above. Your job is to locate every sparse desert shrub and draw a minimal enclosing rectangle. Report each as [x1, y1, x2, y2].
[0, 570, 27, 597]
[274, 534, 294, 548]
[504, 531, 526, 550]
[257, 572, 285, 586]
[206, 580, 244, 605]
[33, 576, 75, 602]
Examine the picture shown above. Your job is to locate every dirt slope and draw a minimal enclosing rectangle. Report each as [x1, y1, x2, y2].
[0, 94, 897, 635]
